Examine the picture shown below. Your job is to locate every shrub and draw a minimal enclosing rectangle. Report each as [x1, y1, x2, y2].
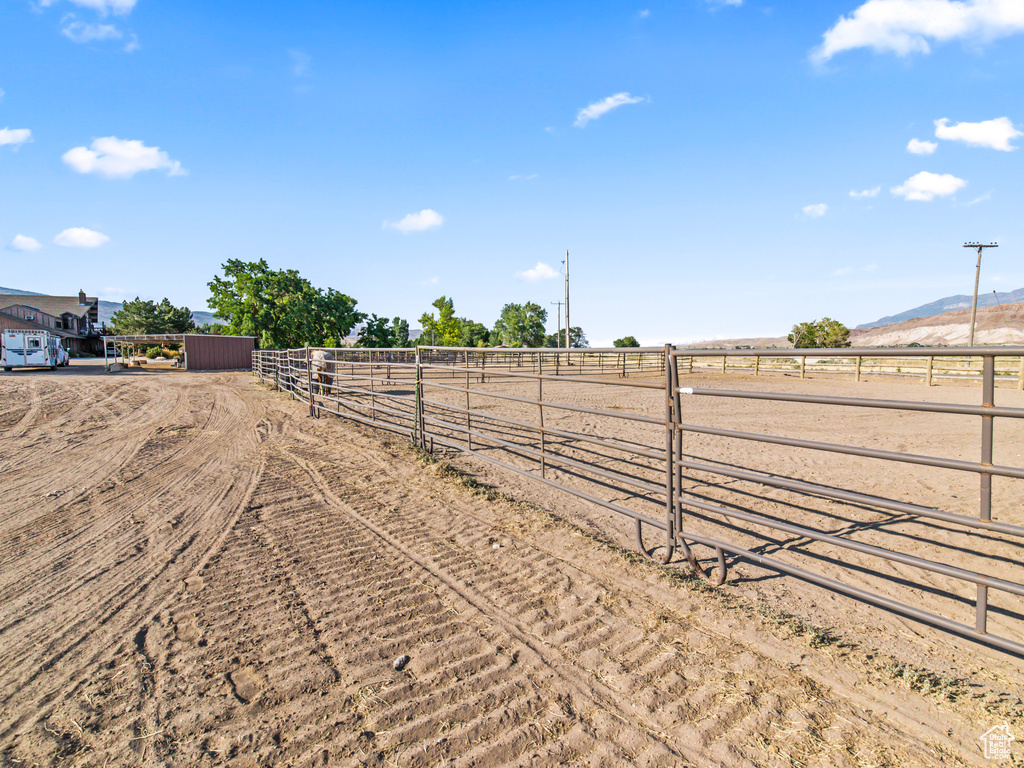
[146, 347, 162, 359]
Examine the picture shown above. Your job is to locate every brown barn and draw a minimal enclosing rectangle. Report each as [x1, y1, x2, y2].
[107, 334, 255, 371]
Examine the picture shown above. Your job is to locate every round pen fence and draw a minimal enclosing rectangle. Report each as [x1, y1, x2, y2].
[254, 344, 1024, 656]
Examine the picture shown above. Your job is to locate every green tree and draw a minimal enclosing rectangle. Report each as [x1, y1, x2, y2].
[613, 336, 640, 348]
[207, 258, 364, 348]
[419, 296, 461, 346]
[788, 317, 851, 348]
[493, 302, 548, 347]
[544, 326, 588, 348]
[459, 319, 490, 347]
[111, 297, 196, 335]
[391, 317, 410, 347]
[356, 314, 395, 347]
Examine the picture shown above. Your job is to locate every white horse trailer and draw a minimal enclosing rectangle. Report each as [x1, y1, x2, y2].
[2, 330, 65, 371]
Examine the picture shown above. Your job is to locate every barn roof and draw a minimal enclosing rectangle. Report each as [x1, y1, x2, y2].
[0, 294, 97, 319]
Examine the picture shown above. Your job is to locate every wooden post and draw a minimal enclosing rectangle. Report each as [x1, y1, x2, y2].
[721, 355, 727, 374]
[926, 356, 934, 387]
[855, 356, 862, 383]
[754, 355, 760, 376]
[1019, 357, 1024, 391]
[800, 355, 806, 379]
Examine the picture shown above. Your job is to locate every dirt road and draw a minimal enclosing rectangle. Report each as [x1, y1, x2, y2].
[0, 369, 1020, 766]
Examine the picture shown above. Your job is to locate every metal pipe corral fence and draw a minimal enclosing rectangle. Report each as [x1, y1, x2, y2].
[254, 344, 1024, 656]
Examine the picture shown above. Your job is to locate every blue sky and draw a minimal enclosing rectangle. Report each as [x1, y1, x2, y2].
[2, 0, 1022, 345]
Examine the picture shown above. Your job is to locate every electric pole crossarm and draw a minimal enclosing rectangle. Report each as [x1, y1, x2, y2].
[963, 242, 998, 347]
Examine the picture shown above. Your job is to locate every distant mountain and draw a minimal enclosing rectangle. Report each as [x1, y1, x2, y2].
[0, 286, 224, 328]
[0, 286, 44, 296]
[858, 287, 1024, 329]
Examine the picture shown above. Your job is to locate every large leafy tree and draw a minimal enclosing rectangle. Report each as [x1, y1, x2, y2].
[459, 319, 490, 347]
[419, 296, 462, 346]
[493, 302, 548, 347]
[208, 259, 364, 348]
[788, 317, 851, 348]
[111, 297, 196, 335]
[613, 336, 640, 347]
[356, 314, 395, 348]
[544, 326, 588, 348]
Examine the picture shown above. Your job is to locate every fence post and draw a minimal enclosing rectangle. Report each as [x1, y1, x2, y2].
[538, 353, 545, 478]
[855, 356, 862, 383]
[926, 356, 934, 387]
[414, 347, 423, 448]
[465, 349, 472, 451]
[754, 355, 760, 376]
[980, 355, 994, 523]
[1019, 356, 1024, 391]
[800, 355, 806, 379]
[721, 355, 727, 374]
[662, 344, 676, 562]
[306, 346, 315, 417]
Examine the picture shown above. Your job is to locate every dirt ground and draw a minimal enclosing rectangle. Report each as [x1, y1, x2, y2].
[1, 365, 1022, 767]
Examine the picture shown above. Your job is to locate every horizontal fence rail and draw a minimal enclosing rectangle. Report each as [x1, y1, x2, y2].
[679, 347, 1024, 389]
[254, 344, 1024, 656]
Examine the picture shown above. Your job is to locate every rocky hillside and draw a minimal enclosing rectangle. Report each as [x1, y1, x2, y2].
[858, 288, 1024, 328]
[850, 302, 1024, 347]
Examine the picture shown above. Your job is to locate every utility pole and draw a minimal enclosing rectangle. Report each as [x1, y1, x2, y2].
[550, 301, 564, 349]
[963, 242, 998, 347]
[565, 250, 570, 348]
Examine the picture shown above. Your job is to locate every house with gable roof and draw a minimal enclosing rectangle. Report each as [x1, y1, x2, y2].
[0, 290, 104, 354]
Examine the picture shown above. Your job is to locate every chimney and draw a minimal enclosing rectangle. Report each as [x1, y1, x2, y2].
[79, 289, 87, 305]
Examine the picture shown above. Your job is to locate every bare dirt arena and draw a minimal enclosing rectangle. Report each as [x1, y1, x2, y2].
[1, 363, 1022, 767]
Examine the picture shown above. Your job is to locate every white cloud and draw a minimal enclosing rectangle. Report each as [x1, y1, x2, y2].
[54, 227, 109, 248]
[574, 92, 645, 127]
[61, 21, 122, 43]
[802, 203, 828, 218]
[290, 50, 311, 77]
[907, 138, 937, 154]
[0, 127, 32, 147]
[709, 0, 742, 6]
[516, 262, 560, 282]
[934, 117, 1021, 151]
[812, 0, 1024, 63]
[965, 190, 993, 205]
[865, 263, 879, 272]
[639, 9, 650, 18]
[833, 266, 854, 276]
[10, 235, 41, 251]
[509, 173, 538, 181]
[40, 0, 136, 16]
[0, 88, 5, 101]
[123, 33, 139, 52]
[422, 276, 439, 286]
[849, 186, 881, 198]
[62, 137, 186, 178]
[386, 209, 444, 233]
[891, 170, 966, 201]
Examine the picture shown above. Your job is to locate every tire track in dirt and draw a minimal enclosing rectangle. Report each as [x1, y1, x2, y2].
[283, 440, 954, 768]
[0, 374, 1007, 767]
[0, 376, 269, 760]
